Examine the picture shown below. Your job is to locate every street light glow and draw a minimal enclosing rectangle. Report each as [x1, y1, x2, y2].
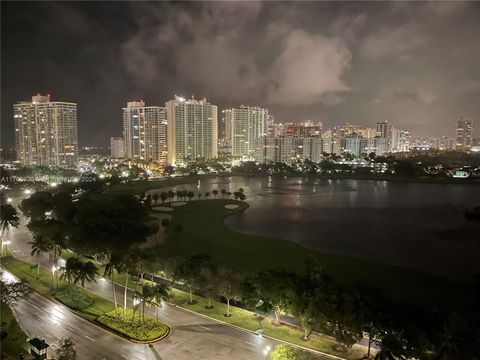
[7, 197, 12, 203]
[24, 189, 32, 194]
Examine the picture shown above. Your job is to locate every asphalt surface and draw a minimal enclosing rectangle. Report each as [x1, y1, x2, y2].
[2, 204, 334, 360]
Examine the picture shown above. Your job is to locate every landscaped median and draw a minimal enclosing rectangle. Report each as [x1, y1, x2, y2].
[1, 256, 170, 343]
[97, 309, 169, 343]
[167, 288, 366, 360]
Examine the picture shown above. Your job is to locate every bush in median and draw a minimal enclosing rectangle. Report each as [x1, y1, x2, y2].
[97, 309, 169, 342]
[54, 286, 94, 310]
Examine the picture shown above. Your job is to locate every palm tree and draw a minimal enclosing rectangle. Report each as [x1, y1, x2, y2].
[104, 253, 120, 319]
[168, 191, 175, 202]
[212, 189, 219, 199]
[1, 204, 20, 254]
[374, 334, 406, 360]
[60, 257, 81, 285]
[197, 193, 202, 200]
[204, 191, 210, 200]
[221, 189, 226, 198]
[50, 231, 67, 288]
[73, 261, 98, 288]
[144, 284, 170, 321]
[152, 193, 159, 205]
[56, 338, 76, 360]
[29, 235, 53, 278]
[431, 314, 468, 360]
[160, 192, 168, 204]
[187, 191, 195, 201]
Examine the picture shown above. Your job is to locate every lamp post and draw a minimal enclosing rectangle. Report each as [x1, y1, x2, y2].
[51, 266, 59, 288]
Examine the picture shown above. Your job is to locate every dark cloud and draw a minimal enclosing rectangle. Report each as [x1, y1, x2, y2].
[2, 1, 480, 148]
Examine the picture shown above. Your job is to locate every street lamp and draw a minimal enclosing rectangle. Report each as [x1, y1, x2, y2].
[24, 189, 32, 195]
[6, 197, 12, 203]
[2, 240, 11, 254]
[52, 265, 59, 288]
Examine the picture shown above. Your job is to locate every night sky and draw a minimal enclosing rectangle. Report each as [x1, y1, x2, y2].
[2, 1, 480, 147]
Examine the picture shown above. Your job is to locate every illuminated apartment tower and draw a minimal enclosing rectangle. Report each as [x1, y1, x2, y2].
[122, 101, 167, 164]
[110, 137, 124, 159]
[165, 95, 218, 165]
[455, 118, 473, 152]
[229, 106, 269, 158]
[14, 94, 78, 167]
[219, 109, 233, 154]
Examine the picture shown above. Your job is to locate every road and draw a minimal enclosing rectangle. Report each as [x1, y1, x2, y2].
[2, 197, 333, 360]
[4, 268, 278, 360]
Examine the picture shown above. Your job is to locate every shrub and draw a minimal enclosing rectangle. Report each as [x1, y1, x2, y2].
[97, 309, 169, 342]
[268, 344, 315, 360]
[55, 286, 94, 310]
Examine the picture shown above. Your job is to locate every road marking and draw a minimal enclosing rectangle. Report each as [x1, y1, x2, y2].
[199, 325, 210, 331]
[84, 335, 96, 342]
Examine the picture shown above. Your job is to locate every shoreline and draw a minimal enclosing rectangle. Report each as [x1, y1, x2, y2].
[108, 172, 479, 195]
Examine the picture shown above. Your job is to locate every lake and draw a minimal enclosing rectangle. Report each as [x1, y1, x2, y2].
[150, 176, 480, 282]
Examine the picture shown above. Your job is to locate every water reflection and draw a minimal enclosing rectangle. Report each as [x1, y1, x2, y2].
[150, 176, 480, 281]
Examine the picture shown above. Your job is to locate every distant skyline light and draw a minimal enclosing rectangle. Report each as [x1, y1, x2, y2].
[2, 1, 480, 147]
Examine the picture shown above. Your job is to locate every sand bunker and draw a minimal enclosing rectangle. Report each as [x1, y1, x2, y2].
[225, 204, 240, 209]
[152, 206, 173, 212]
[171, 201, 187, 207]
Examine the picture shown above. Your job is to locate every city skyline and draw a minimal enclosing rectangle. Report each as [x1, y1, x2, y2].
[2, 2, 480, 147]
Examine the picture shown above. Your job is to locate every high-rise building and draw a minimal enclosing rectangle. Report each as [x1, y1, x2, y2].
[391, 129, 411, 152]
[14, 94, 78, 167]
[229, 106, 269, 158]
[455, 118, 474, 152]
[122, 101, 167, 164]
[376, 120, 394, 152]
[376, 121, 393, 139]
[256, 136, 322, 164]
[110, 137, 124, 159]
[321, 128, 342, 155]
[362, 137, 389, 157]
[219, 109, 233, 154]
[341, 136, 363, 157]
[165, 96, 218, 165]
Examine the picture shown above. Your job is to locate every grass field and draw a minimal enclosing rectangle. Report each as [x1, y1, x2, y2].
[160, 199, 475, 312]
[1, 301, 28, 358]
[169, 288, 366, 359]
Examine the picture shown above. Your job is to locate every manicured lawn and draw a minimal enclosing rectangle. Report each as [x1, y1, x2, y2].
[1, 256, 114, 322]
[161, 199, 475, 311]
[1, 301, 28, 358]
[97, 308, 169, 342]
[169, 288, 365, 359]
[55, 286, 94, 310]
